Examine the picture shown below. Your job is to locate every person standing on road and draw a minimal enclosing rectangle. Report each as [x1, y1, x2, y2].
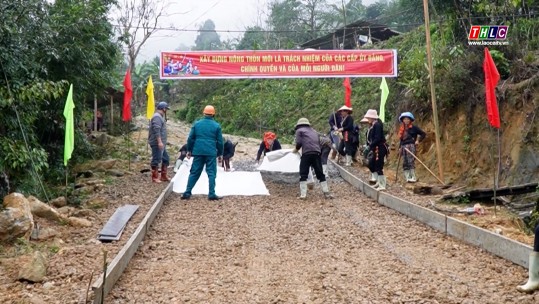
[328, 109, 343, 160]
[148, 101, 171, 183]
[293, 118, 333, 200]
[181, 105, 224, 201]
[336, 105, 355, 166]
[517, 223, 539, 293]
[398, 112, 426, 183]
[255, 131, 282, 163]
[363, 109, 388, 191]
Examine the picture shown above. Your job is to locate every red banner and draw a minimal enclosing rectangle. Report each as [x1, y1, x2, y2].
[160, 50, 397, 79]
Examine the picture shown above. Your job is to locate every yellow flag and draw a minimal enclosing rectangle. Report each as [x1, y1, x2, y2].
[145, 75, 155, 119]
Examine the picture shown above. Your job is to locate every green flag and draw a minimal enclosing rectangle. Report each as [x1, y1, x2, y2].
[379, 77, 389, 122]
[63, 84, 75, 166]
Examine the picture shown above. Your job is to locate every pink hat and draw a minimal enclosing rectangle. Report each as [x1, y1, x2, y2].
[360, 117, 369, 123]
[363, 109, 379, 119]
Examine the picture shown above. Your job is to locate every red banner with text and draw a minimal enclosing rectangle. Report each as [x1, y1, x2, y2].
[160, 50, 397, 79]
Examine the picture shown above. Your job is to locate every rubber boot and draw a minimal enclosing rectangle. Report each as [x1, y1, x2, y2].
[151, 167, 161, 183]
[408, 169, 417, 183]
[299, 181, 308, 199]
[517, 252, 539, 293]
[369, 172, 378, 183]
[375, 175, 387, 191]
[322, 164, 328, 176]
[160, 164, 171, 182]
[320, 181, 334, 199]
[345, 155, 352, 167]
[403, 170, 411, 182]
[173, 159, 183, 172]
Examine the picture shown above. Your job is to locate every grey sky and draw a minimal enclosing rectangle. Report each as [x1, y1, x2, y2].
[138, 0, 378, 62]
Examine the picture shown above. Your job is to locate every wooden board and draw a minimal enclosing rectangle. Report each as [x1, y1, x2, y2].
[98, 205, 139, 241]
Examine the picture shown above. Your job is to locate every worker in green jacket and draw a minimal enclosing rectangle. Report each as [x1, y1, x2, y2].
[181, 105, 224, 200]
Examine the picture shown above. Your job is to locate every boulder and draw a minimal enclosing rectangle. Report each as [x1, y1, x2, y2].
[85, 197, 107, 209]
[49, 196, 67, 208]
[1, 193, 34, 242]
[67, 217, 92, 228]
[27, 196, 62, 223]
[18, 251, 48, 283]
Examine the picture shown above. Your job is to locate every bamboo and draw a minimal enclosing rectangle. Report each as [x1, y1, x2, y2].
[94, 95, 97, 132]
[422, 0, 444, 183]
[110, 95, 113, 134]
[403, 147, 445, 185]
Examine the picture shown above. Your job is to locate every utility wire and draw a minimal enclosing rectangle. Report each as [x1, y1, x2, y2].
[110, 11, 537, 34]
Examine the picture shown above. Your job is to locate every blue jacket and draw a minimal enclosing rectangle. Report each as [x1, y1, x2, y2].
[187, 116, 223, 156]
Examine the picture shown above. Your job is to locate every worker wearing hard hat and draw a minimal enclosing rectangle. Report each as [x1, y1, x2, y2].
[181, 105, 224, 200]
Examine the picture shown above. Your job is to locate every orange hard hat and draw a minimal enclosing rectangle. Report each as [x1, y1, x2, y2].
[203, 105, 215, 115]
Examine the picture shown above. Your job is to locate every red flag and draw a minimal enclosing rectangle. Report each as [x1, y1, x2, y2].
[483, 48, 500, 128]
[122, 69, 133, 122]
[343, 77, 352, 108]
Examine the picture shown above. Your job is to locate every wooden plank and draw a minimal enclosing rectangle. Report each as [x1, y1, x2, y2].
[98, 205, 139, 239]
[92, 182, 173, 304]
[442, 182, 538, 200]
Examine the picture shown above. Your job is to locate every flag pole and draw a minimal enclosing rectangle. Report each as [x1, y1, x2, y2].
[493, 127, 501, 216]
[422, 0, 444, 183]
[126, 121, 131, 171]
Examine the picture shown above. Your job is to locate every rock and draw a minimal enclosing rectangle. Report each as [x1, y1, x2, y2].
[96, 159, 117, 171]
[67, 217, 92, 228]
[106, 169, 124, 177]
[85, 197, 107, 209]
[1, 193, 34, 242]
[73, 186, 94, 196]
[71, 208, 94, 218]
[95, 133, 109, 146]
[83, 179, 106, 186]
[31, 226, 58, 241]
[49, 196, 67, 208]
[43, 281, 54, 289]
[27, 196, 63, 222]
[57, 206, 75, 216]
[18, 251, 48, 283]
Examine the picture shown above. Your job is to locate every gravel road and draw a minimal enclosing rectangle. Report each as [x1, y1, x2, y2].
[107, 175, 537, 304]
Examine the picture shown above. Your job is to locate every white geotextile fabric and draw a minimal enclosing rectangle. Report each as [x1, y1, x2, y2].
[257, 149, 300, 173]
[172, 158, 269, 196]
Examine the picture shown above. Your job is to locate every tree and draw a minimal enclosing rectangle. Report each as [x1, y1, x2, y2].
[0, 0, 120, 194]
[193, 19, 222, 50]
[267, 0, 304, 48]
[116, 0, 167, 70]
[298, 0, 331, 40]
[237, 26, 266, 50]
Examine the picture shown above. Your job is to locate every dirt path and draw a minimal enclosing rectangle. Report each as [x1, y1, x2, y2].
[107, 179, 538, 303]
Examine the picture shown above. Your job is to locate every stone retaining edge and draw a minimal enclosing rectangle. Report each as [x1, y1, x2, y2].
[332, 161, 532, 268]
[91, 182, 174, 304]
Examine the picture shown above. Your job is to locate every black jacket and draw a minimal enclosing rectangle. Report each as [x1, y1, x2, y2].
[399, 125, 426, 146]
[368, 120, 385, 150]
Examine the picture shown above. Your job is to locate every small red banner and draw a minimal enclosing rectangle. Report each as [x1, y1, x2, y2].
[160, 50, 397, 79]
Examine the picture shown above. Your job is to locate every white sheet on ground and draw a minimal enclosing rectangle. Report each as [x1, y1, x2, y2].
[257, 149, 300, 173]
[172, 158, 269, 196]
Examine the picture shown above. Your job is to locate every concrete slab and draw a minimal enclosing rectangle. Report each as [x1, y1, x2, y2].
[446, 217, 532, 268]
[363, 183, 379, 201]
[378, 192, 446, 233]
